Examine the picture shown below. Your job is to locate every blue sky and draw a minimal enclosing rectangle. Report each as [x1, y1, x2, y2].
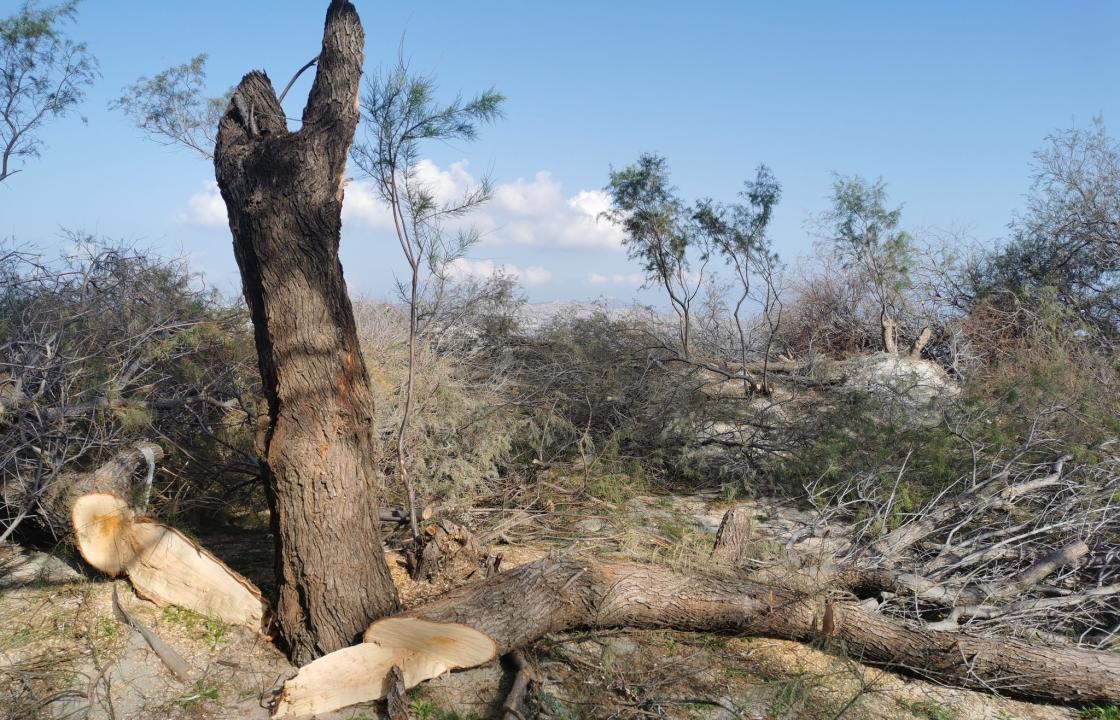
[2, 0, 1118, 304]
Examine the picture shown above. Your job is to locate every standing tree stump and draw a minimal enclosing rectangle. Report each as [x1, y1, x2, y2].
[214, 0, 399, 663]
[712, 507, 753, 566]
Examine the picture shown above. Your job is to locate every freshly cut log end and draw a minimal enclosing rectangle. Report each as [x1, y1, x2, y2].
[127, 521, 267, 628]
[273, 618, 496, 719]
[72, 493, 136, 576]
[72, 492, 267, 630]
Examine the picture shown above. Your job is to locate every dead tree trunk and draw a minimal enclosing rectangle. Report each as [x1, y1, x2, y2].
[213, 0, 399, 663]
[880, 310, 897, 353]
[274, 557, 1120, 718]
[908, 326, 933, 358]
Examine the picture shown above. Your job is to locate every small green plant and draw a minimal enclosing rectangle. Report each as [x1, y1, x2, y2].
[91, 616, 119, 643]
[765, 673, 813, 717]
[1081, 706, 1120, 720]
[175, 678, 220, 709]
[701, 634, 730, 651]
[161, 605, 229, 649]
[408, 696, 482, 720]
[535, 692, 583, 720]
[723, 665, 747, 679]
[906, 700, 958, 720]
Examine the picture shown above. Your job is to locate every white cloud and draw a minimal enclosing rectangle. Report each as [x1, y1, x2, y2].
[446, 257, 551, 286]
[177, 181, 227, 227]
[520, 265, 553, 285]
[341, 161, 624, 250]
[486, 172, 623, 249]
[587, 271, 644, 287]
[341, 179, 394, 231]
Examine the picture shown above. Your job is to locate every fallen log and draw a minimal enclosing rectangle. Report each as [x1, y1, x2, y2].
[73, 492, 268, 629]
[41, 442, 270, 630]
[32, 441, 165, 537]
[272, 557, 1120, 718]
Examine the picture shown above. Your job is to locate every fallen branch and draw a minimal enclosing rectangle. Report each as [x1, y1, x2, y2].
[499, 650, 535, 720]
[73, 493, 268, 629]
[111, 584, 193, 683]
[272, 557, 1120, 718]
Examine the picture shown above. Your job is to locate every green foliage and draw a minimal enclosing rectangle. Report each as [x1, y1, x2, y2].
[776, 389, 969, 506]
[407, 696, 482, 720]
[765, 672, 814, 717]
[603, 154, 712, 357]
[0, 0, 98, 182]
[0, 0, 78, 41]
[534, 693, 584, 720]
[823, 174, 912, 310]
[695, 164, 781, 269]
[351, 57, 504, 531]
[1, 240, 260, 530]
[112, 54, 228, 159]
[174, 678, 220, 709]
[967, 118, 1120, 347]
[605, 154, 695, 271]
[354, 294, 521, 503]
[905, 701, 958, 720]
[964, 290, 1120, 451]
[353, 57, 504, 272]
[509, 308, 684, 471]
[1081, 706, 1120, 720]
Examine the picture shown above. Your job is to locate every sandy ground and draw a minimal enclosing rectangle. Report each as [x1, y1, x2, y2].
[0, 491, 1087, 720]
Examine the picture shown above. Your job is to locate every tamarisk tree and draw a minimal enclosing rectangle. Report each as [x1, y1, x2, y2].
[211, 0, 399, 663]
[823, 175, 913, 353]
[605, 154, 711, 359]
[0, 0, 97, 183]
[695, 164, 782, 392]
[352, 58, 503, 545]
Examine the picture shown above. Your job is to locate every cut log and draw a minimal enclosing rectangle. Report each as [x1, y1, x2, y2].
[881, 311, 898, 354]
[25, 441, 165, 537]
[273, 618, 496, 718]
[272, 558, 1120, 718]
[72, 492, 267, 629]
[406, 519, 488, 582]
[381, 505, 433, 525]
[72, 493, 135, 576]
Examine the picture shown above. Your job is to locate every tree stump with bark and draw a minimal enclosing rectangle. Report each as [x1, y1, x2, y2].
[213, 0, 399, 663]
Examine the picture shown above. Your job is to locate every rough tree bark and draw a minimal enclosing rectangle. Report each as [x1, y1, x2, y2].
[880, 310, 898, 353]
[711, 507, 752, 566]
[213, 0, 399, 663]
[34, 441, 164, 535]
[274, 557, 1120, 718]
